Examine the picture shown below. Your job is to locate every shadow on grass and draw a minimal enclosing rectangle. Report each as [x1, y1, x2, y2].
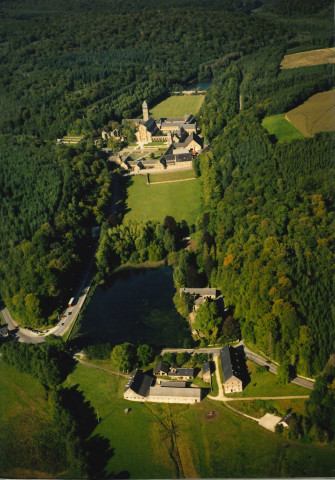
[117, 174, 133, 219]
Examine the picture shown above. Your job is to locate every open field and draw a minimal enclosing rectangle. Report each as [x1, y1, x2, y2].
[149, 170, 196, 182]
[281, 48, 335, 69]
[226, 360, 309, 398]
[0, 362, 64, 478]
[285, 91, 335, 137]
[262, 113, 305, 142]
[231, 398, 307, 419]
[63, 362, 335, 478]
[123, 173, 202, 225]
[150, 94, 205, 117]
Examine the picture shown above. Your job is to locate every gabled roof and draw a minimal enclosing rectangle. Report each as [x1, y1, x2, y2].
[154, 361, 170, 375]
[180, 288, 217, 297]
[220, 345, 242, 382]
[169, 368, 194, 377]
[160, 381, 187, 388]
[149, 386, 201, 399]
[202, 361, 211, 375]
[124, 369, 153, 397]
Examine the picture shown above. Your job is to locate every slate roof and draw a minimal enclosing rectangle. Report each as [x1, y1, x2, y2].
[149, 386, 201, 399]
[143, 117, 157, 132]
[124, 369, 153, 397]
[160, 381, 187, 388]
[175, 132, 203, 149]
[220, 345, 242, 382]
[202, 361, 211, 375]
[180, 288, 217, 297]
[163, 153, 193, 163]
[169, 368, 194, 377]
[154, 361, 170, 375]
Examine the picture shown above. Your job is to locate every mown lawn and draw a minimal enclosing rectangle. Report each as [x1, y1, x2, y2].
[262, 113, 305, 142]
[64, 362, 335, 478]
[150, 94, 205, 117]
[149, 170, 196, 182]
[123, 173, 202, 225]
[226, 360, 310, 398]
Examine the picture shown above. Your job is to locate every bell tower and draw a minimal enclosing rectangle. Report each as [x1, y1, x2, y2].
[142, 100, 149, 121]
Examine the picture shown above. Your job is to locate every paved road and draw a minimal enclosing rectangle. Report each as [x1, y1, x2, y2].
[161, 343, 315, 390]
[1, 245, 96, 344]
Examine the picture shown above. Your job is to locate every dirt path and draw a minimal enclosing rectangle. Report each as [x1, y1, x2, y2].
[150, 177, 196, 185]
[76, 357, 129, 378]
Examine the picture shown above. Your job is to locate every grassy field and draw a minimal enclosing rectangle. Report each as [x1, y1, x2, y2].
[123, 172, 202, 225]
[286, 90, 335, 137]
[150, 94, 205, 117]
[262, 113, 305, 142]
[62, 362, 335, 478]
[0, 362, 63, 478]
[232, 398, 307, 419]
[149, 169, 196, 182]
[281, 47, 335, 69]
[226, 360, 309, 398]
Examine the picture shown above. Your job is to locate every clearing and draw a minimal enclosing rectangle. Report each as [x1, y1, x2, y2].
[262, 113, 305, 142]
[150, 94, 205, 118]
[285, 90, 335, 137]
[281, 47, 335, 69]
[123, 170, 202, 225]
[61, 362, 335, 478]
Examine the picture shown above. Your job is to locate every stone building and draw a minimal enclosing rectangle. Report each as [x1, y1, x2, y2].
[124, 369, 201, 404]
[220, 344, 243, 393]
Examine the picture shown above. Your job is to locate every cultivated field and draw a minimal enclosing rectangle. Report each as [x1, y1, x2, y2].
[150, 94, 205, 117]
[281, 47, 335, 69]
[262, 113, 305, 142]
[285, 90, 335, 137]
[123, 171, 202, 225]
[63, 362, 335, 478]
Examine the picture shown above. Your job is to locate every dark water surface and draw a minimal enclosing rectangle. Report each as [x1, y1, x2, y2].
[80, 267, 191, 347]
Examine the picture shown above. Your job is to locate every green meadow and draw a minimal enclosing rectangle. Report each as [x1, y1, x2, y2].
[63, 362, 335, 478]
[226, 360, 310, 398]
[150, 94, 205, 117]
[262, 113, 305, 142]
[123, 172, 202, 225]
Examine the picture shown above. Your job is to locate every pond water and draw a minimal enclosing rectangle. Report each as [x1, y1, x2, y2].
[79, 267, 191, 348]
[184, 82, 211, 91]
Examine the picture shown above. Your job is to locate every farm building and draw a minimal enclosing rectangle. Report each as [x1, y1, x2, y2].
[220, 344, 243, 393]
[124, 369, 202, 404]
[169, 367, 195, 380]
[154, 361, 170, 376]
[202, 361, 211, 383]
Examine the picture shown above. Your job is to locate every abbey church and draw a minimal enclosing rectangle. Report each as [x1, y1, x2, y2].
[127, 101, 198, 144]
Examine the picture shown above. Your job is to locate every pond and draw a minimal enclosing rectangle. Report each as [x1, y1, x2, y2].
[79, 267, 192, 348]
[184, 82, 211, 91]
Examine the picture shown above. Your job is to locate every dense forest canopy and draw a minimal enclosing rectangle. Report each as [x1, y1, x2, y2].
[194, 0, 334, 374]
[0, 0, 334, 366]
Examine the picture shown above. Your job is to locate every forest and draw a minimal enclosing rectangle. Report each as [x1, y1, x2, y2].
[192, 2, 334, 376]
[0, 0, 333, 358]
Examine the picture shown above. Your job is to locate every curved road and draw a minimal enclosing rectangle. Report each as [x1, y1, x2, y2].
[161, 342, 315, 390]
[1, 245, 96, 344]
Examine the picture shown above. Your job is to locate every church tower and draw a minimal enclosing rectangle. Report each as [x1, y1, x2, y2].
[142, 100, 149, 121]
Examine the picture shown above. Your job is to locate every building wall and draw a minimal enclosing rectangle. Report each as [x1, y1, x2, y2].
[224, 376, 243, 393]
[147, 395, 200, 404]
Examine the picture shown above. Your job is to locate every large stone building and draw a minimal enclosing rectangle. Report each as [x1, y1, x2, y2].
[220, 344, 243, 393]
[125, 101, 197, 144]
[124, 369, 201, 404]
